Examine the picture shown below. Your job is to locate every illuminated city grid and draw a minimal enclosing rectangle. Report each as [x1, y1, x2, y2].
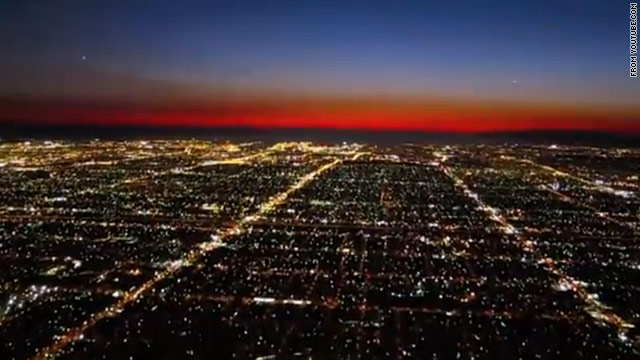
[0, 141, 639, 359]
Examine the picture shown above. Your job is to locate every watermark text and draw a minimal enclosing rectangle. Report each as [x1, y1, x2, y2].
[631, 3, 638, 77]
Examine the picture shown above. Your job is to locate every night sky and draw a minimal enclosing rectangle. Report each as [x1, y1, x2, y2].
[1, 0, 638, 132]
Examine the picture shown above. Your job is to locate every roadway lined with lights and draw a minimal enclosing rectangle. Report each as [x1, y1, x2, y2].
[505, 156, 637, 198]
[505, 156, 640, 229]
[433, 151, 637, 349]
[72, 146, 275, 198]
[29, 153, 358, 360]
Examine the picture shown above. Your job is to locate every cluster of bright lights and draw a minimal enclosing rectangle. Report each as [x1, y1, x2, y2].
[436, 152, 636, 346]
[30, 153, 358, 360]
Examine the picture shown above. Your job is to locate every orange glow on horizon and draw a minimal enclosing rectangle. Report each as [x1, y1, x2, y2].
[1, 97, 639, 133]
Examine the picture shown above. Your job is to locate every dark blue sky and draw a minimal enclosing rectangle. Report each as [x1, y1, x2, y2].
[1, 0, 636, 103]
[0, 0, 638, 132]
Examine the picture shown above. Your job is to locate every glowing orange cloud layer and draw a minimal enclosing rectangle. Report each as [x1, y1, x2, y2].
[1, 97, 639, 133]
